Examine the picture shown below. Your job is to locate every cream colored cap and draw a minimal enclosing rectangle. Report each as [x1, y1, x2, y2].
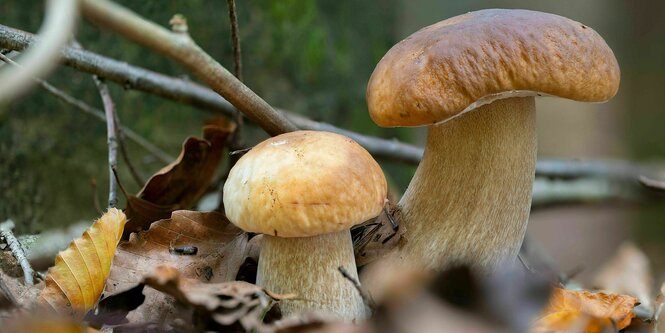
[367, 9, 620, 127]
[223, 131, 387, 238]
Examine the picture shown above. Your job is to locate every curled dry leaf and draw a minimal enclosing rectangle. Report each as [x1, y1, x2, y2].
[353, 200, 404, 267]
[142, 265, 292, 332]
[533, 288, 639, 333]
[39, 209, 127, 319]
[105, 210, 252, 324]
[593, 242, 653, 310]
[124, 119, 235, 238]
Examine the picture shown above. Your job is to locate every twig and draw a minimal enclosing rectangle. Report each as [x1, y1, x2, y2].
[0, 51, 173, 164]
[639, 175, 665, 193]
[0, 220, 33, 285]
[337, 266, 375, 311]
[225, 0, 246, 203]
[0, 24, 423, 164]
[93, 76, 119, 208]
[0, 0, 78, 105]
[226, 0, 242, 81]
[0, 25, 663, 180]
[80, 0, 298, 136]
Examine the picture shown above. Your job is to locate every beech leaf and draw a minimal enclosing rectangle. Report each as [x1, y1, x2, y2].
[105, 210, 254, 324]
[39, 208, 127, 319]
[124, 120, 235, 237]
[533, 288, 639, 333]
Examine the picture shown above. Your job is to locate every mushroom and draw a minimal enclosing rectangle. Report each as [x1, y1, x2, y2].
[223, 131, 387, 320]
[365, 9, 620, 271]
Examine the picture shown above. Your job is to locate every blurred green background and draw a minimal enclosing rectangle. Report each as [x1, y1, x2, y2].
[1, 1, 663, 279]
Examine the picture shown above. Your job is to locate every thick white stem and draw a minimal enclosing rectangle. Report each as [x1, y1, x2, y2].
[257, 230, 367, 320]
[396, 97, 537, 271]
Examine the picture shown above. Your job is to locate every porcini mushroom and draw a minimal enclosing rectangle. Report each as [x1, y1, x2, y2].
[365, 9, 620, 271]
[223, 131, 387, 320]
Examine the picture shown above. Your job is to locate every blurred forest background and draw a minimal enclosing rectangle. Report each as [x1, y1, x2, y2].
[1, 1, 664, 281]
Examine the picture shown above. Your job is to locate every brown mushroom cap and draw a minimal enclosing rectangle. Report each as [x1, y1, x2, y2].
[223, 131, 387, 238]
[367, 9, 620, 127]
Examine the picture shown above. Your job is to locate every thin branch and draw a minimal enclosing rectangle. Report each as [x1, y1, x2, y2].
[0, 220, 33, 285]
[226, 0, 242, 81]
[0, 0, 78, 105]
[0, 51, 173, 164]
[0, 24, 421, 163]
[0, 25, 662, 181]
[80, 0, 298, 136]
[338, 266, 376, 311]
[93, 76, 119, 208]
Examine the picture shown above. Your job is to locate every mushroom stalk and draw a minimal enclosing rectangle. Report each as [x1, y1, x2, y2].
[396, 97, 536, 271]
[257, 230, 367, 320]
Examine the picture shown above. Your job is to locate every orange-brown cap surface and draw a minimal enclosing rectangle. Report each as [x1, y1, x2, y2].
[223, 131, 387, 238]
[367, 9, 620, 127]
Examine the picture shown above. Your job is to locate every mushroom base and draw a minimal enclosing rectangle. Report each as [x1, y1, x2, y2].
[257, 230, 367, 320]
[396, 96, 537, 271]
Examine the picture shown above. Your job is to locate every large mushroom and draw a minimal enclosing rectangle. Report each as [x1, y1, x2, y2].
[223, 131, 387, 320]
[365, 9, 620, 271]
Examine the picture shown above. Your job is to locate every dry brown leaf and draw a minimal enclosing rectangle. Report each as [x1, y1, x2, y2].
[39, 209, 126, 319]
[106, 210, 251, 324]
[141, 265, 290, 332]
[533, 288, 639, 333]
[353, 200, 404, 267]
[124, 120, 234, 238]
[593, 242, 653, 309]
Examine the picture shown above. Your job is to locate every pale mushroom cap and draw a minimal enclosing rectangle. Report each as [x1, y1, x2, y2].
[223, 131, 387, 238]
[367, 9, 621, 127]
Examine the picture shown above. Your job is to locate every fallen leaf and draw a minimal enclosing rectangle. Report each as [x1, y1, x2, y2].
[533, 288, 639, 333]
[105, 210, 252, 324]
[593, 242, 653, 309]
[124, 120, 234, 238]
[0, 252, 41, 310]
[84, 284, 145, 327]
[39, 209, 127, 319]
[130, 265, 290, 332]
[353, 200, 403, 267]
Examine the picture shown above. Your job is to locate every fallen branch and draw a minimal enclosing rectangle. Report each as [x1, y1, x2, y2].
[93, 77, 119, 208]
[0, 220, 33, 285]
[80, 0, 297, 136]
[0, 25, 662, 180]
[0, 0, 78, 105]
[0, 23, 424, 164]
[0, 51, 173, 164]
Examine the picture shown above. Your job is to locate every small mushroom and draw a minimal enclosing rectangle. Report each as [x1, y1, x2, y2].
[223, 131, 387, 320]
[365, 9, 620, 271]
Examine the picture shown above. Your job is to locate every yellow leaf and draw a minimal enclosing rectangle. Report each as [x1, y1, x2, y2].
[533, 288, 639, 333]
[39, 208, 127, 318]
